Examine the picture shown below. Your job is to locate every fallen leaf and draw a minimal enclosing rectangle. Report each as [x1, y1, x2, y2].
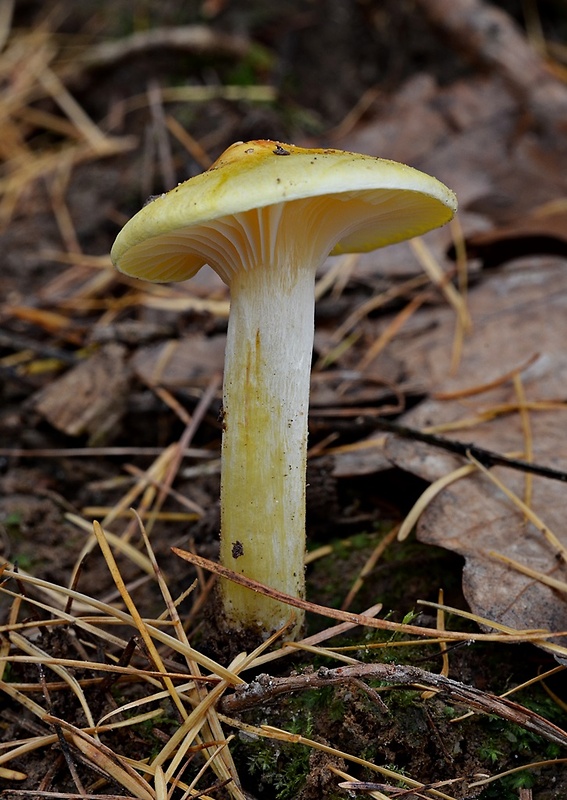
[460, 204, 567, 268]
[131, 334, 225, 388]
[381, 256, 567, 655]
[32, 343, 131, 444]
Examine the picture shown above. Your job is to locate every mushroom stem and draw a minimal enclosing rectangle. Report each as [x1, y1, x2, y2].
[220, 261, 316, 638]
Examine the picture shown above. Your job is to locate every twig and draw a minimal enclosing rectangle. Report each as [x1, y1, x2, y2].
[3, 793, 142, 799]
[218, 663, 567, 748]
[0, 446, 213, 458]
[172, 547, 566, 646]
[375, 417, 567, 484]
[79, 25, 253, 70]
[0, 329, 79, 364]
[337, 777, 462, 798]
[40, 664, 87, 798]
[147, 80, 176, 191]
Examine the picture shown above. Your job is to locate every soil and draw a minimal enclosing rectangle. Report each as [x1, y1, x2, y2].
[1, 2, 567, 799]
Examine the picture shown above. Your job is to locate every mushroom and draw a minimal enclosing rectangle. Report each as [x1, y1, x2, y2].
[111, 139, 457, 642]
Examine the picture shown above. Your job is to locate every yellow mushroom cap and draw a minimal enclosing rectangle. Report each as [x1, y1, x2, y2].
[111, 139, 457, 284]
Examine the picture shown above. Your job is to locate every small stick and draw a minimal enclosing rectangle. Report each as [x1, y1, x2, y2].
[218, 663, 567, 748]
[40, 664, 87, 797]
[375, 417, 567, 484]
[172, 547, 566, 646]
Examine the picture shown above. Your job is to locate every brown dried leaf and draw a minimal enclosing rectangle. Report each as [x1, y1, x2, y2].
[463, 204, 567, 268]
[381, 256, 567, 651]
[131, 334, 225, 389]
[32, 343, 131, 443]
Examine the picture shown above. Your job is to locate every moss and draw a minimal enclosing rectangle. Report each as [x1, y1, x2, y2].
[228, 533, 565, 798]
[239, 719, 313, 800]
[247, 740, 311, 800]
[306, 524, 465, 630]
[479, 770, 535, 800]
[473, 696, 565, 800]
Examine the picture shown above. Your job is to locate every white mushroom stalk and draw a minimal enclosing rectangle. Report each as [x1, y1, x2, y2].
[221, 255, 314, 636]
[111, 140, 457, 642]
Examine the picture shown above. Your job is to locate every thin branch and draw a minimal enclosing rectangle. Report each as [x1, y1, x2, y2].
[375, 418, 567, 484]
[218, 663, 567, 748]
[79, 26, 252, 70]
[172, 548, 566, 647]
